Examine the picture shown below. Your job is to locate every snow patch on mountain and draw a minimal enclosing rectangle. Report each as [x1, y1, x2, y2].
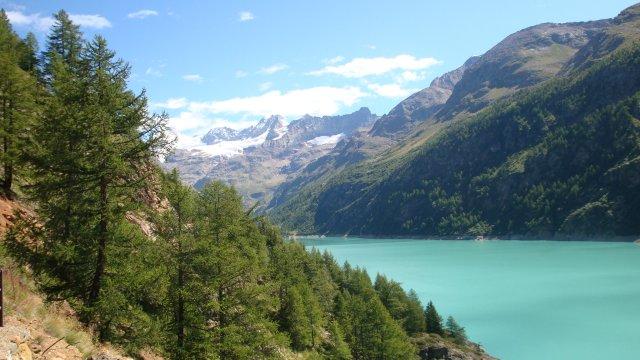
[306, 133, 344, 146]
[190, 130, 270, 157]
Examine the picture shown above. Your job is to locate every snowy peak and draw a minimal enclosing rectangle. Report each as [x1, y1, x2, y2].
[201, 127, 238, 144]
[201, 115, 287, 146]
[238, 115, 286, 140]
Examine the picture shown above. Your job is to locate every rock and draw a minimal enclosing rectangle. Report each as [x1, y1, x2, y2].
[17, 343, 32, 360]
[420, 345, 450, 359]
[0, 324, 31, 360]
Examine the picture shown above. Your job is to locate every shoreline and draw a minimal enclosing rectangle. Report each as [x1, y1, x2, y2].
[287, 233, 640, 243]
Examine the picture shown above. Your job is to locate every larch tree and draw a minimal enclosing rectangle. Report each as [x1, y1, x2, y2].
[424, 301, 444, 335]
[0, 10, 38, 196]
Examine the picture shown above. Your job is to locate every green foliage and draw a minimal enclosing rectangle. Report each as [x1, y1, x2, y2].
[323, 320, 352, 359]
[374, 275, 425, 335]
[0, 10, 39, 196]
[424, 301, 444, 335]
[445, 316, 468, 345]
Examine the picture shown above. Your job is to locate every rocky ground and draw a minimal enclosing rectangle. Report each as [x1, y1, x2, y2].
[412, 333, 496, 360]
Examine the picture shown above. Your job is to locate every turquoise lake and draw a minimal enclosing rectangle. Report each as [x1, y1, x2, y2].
[298, 237, 640, 360]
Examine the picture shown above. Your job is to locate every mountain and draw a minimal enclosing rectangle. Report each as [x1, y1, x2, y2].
[269, 3, 640, 237]
[267, 59, 481, 209]
[267, 17, 610, 214]
[163, 107, 377, 206]
[201, 126, 238, 144]
[370, 56, 480, 137]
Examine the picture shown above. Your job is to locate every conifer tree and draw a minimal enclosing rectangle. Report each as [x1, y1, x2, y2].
[445, 316, 467, 344]
[338, 269, 417, 359]
[157, 170, 201, 359]
[20, 16, 170, 342]
[43, 10, 83, 76]
[194, 181, 282, 358]
[283, 283, 324, 350]
[404, 289, 426, 334]
[424, 301, 444, 335]
[323, 320, 352, 360]
[0, 10, 38, 196]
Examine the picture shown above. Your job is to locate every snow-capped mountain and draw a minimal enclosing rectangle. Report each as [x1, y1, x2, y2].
[201, 127, 238, 144]
[162, 108, 377, 207]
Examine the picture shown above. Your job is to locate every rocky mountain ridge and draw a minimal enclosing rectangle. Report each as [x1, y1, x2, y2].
[163, 108, 377, 206]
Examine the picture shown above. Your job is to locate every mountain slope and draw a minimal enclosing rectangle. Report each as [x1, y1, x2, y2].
[270, 4, 640, 237]
[267, 12, 614, 217]
[267, 60, 477, 210]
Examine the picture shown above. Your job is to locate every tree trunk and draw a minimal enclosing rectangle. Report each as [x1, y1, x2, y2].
[89, 177, 108, 303]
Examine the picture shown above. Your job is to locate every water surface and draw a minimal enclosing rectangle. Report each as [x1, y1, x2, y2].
[299, 237, 640, 360]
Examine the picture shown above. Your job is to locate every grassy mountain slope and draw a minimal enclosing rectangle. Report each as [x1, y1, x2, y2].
[270, 4, 640, 237]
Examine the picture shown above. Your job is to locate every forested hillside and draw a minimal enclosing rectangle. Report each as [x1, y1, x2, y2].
[270, 3, 640, 238]
[0, 9, 492, 359]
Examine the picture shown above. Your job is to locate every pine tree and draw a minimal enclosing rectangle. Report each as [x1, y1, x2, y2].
[43, 10, 83, 77]
[194, 181, 282, 358]
[445, 316, 467, 344]
[81, 34, 169, 304]
[156, 169, 201, 359]
[20, 17, 170, 343]
[0, 10, 38, 196]
[374, 275, 425, 335]
[338, 269, 418, 359]
[424, 301, 444, 335]
[282, 283, 324, 350]
[323, 320, 352, 359]
[23, 8, 90, 299]
[404, 289, 426, 334]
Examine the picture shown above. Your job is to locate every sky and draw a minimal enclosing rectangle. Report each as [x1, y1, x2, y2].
[2, 0, 638, 147]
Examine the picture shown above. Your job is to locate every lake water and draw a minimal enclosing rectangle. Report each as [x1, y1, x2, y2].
[298, 237, 640, 360]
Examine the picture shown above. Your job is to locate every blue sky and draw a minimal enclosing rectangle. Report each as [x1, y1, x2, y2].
[3, 0, 638, 147]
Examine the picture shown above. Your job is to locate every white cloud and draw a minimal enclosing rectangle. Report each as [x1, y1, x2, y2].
[146, 63, 166, 77]
[153, 97, 189, 110]
[162, 86, 367, 150]
[235, 70, 248, 78]
[6, 10, 53, 31]
[309, 54, 441, 78]
[182, 74, 204, 83]
[396, 70, 424, 83]
[70, 14, 111, 28]
[239, 11, 255, 22]
[188, 86, 366, 118]
[367, 83, 417, 98]
[259, 63, 288, 75]
[7, 10, 111, 31]
[259, 82, 273, 92]
[127, 9, 159, 19]
[325, 56, 345, 65]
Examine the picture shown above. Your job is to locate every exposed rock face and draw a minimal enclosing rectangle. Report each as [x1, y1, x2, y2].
[435, 20, 610, 120]
[163, 108, 377, 207]
[370, 56, 479, 137]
